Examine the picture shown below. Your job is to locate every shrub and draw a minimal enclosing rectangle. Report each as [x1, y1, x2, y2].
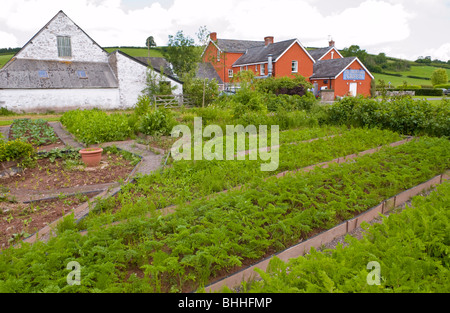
[434, 84, 450, 89]
[0, 107, 15, 116]
[328, 96, 449, 137]
[0, 139, 36, 167]
[139, 109, 177, 136]
[415, 89, 443, 96]
[61, 109, 133, 145]
[183, 77, 220, 107]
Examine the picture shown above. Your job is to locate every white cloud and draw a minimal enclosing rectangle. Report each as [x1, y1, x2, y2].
[424, 43, 450, 62]
[0, 31, 19, 48]
[0, 0, 443, 62]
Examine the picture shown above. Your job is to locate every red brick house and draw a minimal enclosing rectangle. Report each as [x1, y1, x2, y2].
[201, 33, 373, 98]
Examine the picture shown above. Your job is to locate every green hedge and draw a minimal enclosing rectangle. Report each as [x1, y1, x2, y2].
[415, 89, 444, 96]
[327, 96, 449, 137]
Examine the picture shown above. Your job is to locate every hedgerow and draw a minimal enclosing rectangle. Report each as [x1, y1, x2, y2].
[327, 96, 449, 137]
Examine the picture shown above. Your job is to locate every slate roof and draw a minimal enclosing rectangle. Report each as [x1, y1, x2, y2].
[0, 58, 119, 89]
[196, 62, 223, 84]
[310, 57, 357, 79]
[134, 57, 175, 77]
[215, 39, 265, 53]
[308, 47, 333, 61]
[232, 39, 298, 66]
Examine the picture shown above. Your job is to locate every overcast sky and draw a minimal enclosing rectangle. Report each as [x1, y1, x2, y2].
[0, 0, 449, 61]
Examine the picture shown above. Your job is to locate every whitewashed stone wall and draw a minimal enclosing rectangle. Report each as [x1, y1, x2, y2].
[15, 11, 108, 63]
[0, 89, 120, 113]
[114, 52, 183, 108]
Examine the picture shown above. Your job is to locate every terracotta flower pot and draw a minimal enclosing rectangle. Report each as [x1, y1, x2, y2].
[79, 147, 103, 167]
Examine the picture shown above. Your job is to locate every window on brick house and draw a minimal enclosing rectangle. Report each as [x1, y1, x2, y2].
[261, 64, 265, 76]
[57, 36, 72, 57]
[228, 69, 234, 78]
[292, 61, 298, 73]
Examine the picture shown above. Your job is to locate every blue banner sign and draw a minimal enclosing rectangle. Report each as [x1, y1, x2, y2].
[343, 69, 365, 80]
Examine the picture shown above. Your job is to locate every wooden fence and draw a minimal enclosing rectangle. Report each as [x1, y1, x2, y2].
[152, 95, 193, 108]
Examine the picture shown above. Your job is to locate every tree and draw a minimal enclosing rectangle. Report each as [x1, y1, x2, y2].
[431, 68, 448, 86]
[162, 26, 210, 80]
[341, 45, 368, 63]
[146, 36, 156, 48]
[162, 30, 202, 80]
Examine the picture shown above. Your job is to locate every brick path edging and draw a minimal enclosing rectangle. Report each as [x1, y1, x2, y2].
[203, 171, 449, 293]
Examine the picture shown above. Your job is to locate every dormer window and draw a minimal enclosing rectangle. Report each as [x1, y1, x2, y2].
[57, 36, 72, 57]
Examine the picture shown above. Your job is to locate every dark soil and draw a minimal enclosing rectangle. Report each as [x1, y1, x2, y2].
[2, 153, 136, 193]
[0, 193, 99, 250]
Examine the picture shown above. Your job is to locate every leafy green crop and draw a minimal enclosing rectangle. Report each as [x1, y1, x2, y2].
[60, 109, 134, 145]
[9, 119, 59, 146]
[1, 136, 446, 293]
[243, 180, 450, 293]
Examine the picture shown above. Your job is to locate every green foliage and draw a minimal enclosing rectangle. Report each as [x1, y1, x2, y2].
[247, 180, 450, 293]
[60, 109, 133, 146]
[0, 107, 15, 116]
[162, 30, 202, 79]
[9, 119, 59, 146]
[328, 96, 449, 137]
[431, 68, 448, 86]
[139, 109, 177, 136]
[183, 76, 220, 107]
[1, 135, 447, 292]
[146, 36, 156, 48]
[255, 75, 312, 95]
[0, 139, 36, 166]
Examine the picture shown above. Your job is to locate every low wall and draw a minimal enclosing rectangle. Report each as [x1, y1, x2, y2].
[375, 90, 415, 97]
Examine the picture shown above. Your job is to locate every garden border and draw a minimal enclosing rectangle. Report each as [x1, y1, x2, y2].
[203, 171, 449, 293]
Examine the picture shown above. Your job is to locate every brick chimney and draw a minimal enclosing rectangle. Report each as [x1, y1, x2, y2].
[264, 36, 274, 46]
[329, 38, 335, 47]
[210, 32, 217, 41]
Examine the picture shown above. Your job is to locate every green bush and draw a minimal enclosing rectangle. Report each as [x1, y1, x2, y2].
[0, 107, 15, 116]
[61, 109, 134, 145]
[434, 84, 450, 89]
[0, 139, 36, 166]
[415, 89, 444, 96]
[139, 108, 176, 136]
[328, 96, 449, 137]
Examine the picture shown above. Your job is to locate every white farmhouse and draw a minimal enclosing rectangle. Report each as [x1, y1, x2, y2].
[0, 10, 183, 113]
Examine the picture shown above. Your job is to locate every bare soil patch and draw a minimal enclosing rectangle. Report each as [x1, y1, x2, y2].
[0, 193, 99, 250]
[2, 153, 136, 195]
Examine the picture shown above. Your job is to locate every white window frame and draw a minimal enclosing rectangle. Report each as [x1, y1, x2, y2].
[260, 64, 265, 76]
[255, 64, 258, 72]
[228, 69, 234, 78]
[292, 60, 298, 73]
[57, 36, 72, 57]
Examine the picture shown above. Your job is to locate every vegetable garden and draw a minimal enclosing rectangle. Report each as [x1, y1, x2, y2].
[0, 78, 449, 294]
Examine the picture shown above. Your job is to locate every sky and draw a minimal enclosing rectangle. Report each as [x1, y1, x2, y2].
[0, 0, 449, 62]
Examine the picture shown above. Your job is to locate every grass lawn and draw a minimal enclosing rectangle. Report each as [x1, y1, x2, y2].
[373, 73, 432, 87]
[0, 54, 14, 68]
[375, 65, 450, 87]
[103, 47, 164, 58]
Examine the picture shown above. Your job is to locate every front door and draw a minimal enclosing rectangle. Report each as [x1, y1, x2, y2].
[349, 83, 357, 97]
